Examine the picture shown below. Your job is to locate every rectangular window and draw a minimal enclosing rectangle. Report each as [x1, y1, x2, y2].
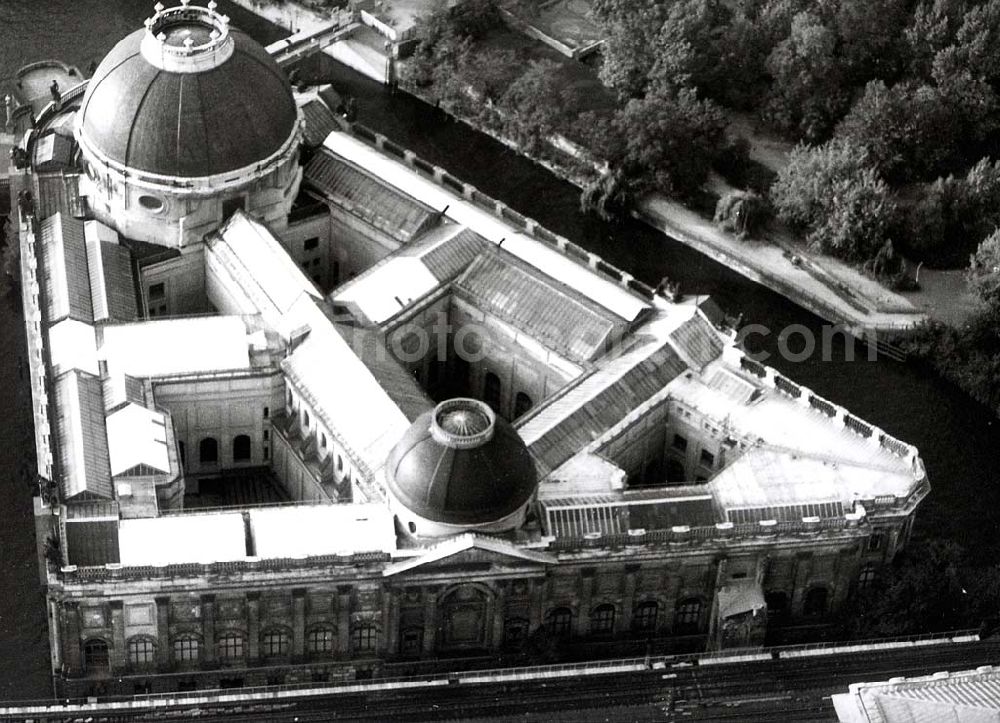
[304, 237, 319, 251]
[672, 434, 688, 451]
[148, 282, 165, 300]
[699, 449, 715, 468]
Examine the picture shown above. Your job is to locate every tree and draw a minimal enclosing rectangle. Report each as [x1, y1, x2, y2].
[905, 0, 967, 80]
[899, 158, 1000, 267]
[835, 80, 960, 183]
[833, 0, 909, 87]
[499, 60, 566, 155]
[764, 11, 851, 142]
[646, 0, 734, 99]
[611, 87, 727, 199]
[591, 0, 671, 99]
[771, 138, 895, 262]
[969, 228, 1000, 309]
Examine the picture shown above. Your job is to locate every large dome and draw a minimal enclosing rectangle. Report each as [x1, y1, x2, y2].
[386, 399, 538, 528]
[77, 2, 297, 179]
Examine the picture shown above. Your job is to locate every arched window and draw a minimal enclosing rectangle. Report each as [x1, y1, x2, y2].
[302, 409, 310, 429]
[172, 635, 200, 664]
[858, 563, 878, 590]
[483, 371, 502, 412]
[674, 598, 702, 634]
[590, 604, 616, 636]
[503, 617, 530, 647]
[306, 626, 336, 655]
[217, 633, 245, 661]
[399, 626, 423, 657]
[804, 587, 829, 617]
[83, 638, 110, 671]
[233, 435, 251, 462]
[127, 637, 156, 666]
[320, 433, 327, 450]
[514, 392, 532, 419]
[633, 601, 659, 633]
[352, 624, 378, 653]
[261, 629, 289, 657]
[199, 437, 218, 464]
[546, 607, 573, 639]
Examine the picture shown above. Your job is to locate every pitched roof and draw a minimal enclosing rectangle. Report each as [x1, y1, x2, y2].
[304, 149, 437, 244]
[53, 370, 113, 500]
[300, 97, 340, 147]
[85, 229, 138, 323]
[454, 251, 627, 363]
[206, 210, 322, 324]
[105, 403, 171, 477]
[382, 533, 557, 577]
[38, 213, 92, 324]
[520, 331, 688, 476]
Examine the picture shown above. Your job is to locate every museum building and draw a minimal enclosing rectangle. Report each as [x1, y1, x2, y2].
[10, 2, 929, 696]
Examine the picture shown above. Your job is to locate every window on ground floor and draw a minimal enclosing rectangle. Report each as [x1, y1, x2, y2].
[633, 601, 659, 634]
[674, 598, 702, 634]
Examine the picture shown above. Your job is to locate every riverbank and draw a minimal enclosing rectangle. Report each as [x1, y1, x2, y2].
[237, 0, 931, 336]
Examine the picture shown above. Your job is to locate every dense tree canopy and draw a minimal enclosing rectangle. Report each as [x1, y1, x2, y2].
[771, 139, 895, 261]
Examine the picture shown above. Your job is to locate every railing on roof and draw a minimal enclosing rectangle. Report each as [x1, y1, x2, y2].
[60, 549, 393, 583]
[548, 515, 862, 551]
[345, 123, 660, 305]
[730, 348, 920, 462]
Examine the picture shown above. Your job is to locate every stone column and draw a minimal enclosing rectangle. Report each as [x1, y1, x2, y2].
[61, 602, 82, 674]
[422, 586, 438, 656]
[337, 586, 352, 655]
[246, 592, 261, 662]
[201, 595, 216, 664]
[292, 589, 306, 659]
[155, 597, 171, 668]
[110, 602, 126, 671]
[490, 582, 506, 650]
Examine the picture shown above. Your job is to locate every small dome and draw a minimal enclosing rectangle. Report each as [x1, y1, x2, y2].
[77, 2, 297, 178]
[386, 399, 537, 528]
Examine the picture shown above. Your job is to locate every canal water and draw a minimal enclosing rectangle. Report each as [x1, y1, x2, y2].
[1, 0, 998, 702]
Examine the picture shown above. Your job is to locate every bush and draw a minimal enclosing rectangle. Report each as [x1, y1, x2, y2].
[713, 190, 771, 239]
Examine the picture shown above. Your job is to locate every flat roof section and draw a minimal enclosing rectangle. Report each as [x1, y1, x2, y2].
[118, 513, 247, 566]
[249, 504, 397, 558]
[99, 315, 252, 378]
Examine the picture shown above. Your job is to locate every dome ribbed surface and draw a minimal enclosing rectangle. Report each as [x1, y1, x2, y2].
[386, 401, 537, 526]
[78, 27, 297, 178]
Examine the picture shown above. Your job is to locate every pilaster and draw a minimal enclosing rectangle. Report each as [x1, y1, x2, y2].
[155, 596, 171, 667]
[246, 592, 261, 661]
[292, 589, 306, 659]
[200, 594, 216, 664]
